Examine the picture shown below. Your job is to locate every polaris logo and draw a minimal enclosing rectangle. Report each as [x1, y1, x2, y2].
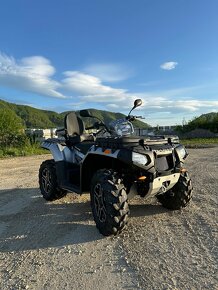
[153, 149, 172, 155]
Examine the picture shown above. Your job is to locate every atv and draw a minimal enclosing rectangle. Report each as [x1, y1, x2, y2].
[39, 99, 193, 236]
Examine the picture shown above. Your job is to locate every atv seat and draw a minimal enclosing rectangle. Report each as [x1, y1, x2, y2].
[57, 112, 95, 146]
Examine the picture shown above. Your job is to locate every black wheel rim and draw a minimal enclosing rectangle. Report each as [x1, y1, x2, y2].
[41, 168, 52, 194]
[93, 183, 107, 223]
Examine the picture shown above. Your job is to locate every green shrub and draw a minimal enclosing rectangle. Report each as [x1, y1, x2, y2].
[0, 143, 49, 158]
[181, 137, 218, 148]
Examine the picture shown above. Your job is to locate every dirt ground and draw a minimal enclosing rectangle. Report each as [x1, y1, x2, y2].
[0, 148, 217, 290]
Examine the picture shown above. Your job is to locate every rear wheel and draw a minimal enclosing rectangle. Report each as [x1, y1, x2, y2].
[90, 169, 129, 236]
[156, 171, 193, 210]
[39, 160, 67, 201]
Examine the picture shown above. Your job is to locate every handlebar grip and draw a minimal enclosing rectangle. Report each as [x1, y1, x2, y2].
[126, 115, 145, 121]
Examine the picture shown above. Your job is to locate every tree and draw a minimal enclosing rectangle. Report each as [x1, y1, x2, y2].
[186, 112, 218, 133]
[0, 108, 25, 147]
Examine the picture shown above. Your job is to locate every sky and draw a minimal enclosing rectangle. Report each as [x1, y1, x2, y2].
[0, 0, 218, 126]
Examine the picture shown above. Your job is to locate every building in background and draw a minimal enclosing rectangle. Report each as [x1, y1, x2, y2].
[25, 128, 57, 142]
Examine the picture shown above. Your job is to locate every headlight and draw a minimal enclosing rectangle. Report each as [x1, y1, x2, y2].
[177, 146, 187, 159]
[132, 152, 149, 166]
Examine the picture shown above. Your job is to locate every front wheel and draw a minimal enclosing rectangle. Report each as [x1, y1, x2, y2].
[156, 171, 193, 210]
[90, 169, 129, 236]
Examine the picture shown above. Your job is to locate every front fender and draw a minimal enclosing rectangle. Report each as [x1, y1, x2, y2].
[81, 152, 128, 192]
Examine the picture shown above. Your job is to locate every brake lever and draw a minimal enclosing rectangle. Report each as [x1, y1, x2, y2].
[135, 116, 145, 119]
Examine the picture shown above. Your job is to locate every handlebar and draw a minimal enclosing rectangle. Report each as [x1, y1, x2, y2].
[126, 115, 145, 121]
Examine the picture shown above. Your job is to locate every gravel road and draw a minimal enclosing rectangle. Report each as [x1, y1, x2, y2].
[0, 148, 217, 290]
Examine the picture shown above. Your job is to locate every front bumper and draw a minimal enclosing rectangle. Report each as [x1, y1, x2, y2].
[128, 172, 180, 199]
[147, 173, 180, 197]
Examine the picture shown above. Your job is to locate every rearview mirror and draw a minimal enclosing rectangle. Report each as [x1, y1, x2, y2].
[79, 110, 93, 118]
[134, 99, 142, 108]
[128, 99, 143, 116]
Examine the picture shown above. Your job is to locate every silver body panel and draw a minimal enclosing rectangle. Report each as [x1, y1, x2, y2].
[128, 173, 180, 200]
[41, 139, 85, 164]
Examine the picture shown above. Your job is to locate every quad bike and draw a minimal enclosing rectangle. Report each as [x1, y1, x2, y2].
[39, 99, 193, 236]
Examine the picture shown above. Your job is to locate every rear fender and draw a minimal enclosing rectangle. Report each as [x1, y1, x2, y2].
[41, 140, 74, 162]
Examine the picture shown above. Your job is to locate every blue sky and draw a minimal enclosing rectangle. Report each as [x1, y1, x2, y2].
[0, 0, 218, 126]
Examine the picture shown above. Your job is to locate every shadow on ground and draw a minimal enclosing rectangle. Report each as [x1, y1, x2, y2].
[0, 188, 168, 253]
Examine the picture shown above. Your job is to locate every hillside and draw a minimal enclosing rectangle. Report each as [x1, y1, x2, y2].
[0, 99, 150, 129]
[186, 112, 218, 133]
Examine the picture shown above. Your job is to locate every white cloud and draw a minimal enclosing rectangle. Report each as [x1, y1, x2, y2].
[140, 97, 218, 125]
[160, 61, 178, 70]
[106, 103, 120, 109]
[103, 90, 218, 122]
[62, 71, 127, 101]
[21, 56, 55, 76]
[157, 100, 218, 112]
[1, 52, 218, 126]
[83, 63, 133, 82]
[0, 52, 65, 98]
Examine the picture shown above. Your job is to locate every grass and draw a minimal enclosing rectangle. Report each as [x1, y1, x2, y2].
[181, 137, 218, 148]
[0, 143, 49, 158]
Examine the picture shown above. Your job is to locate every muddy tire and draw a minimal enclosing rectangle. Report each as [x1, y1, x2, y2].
[157, 171, 193, 210]
[90, 169, 129, 236]
[39, 160, 67, 201]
